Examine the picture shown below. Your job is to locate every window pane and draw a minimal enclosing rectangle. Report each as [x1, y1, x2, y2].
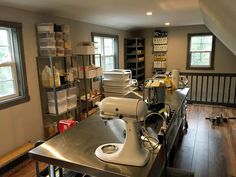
[0, 29, 9, 46]
[190, 52, 210, 66]
[0, 66, 14, 81]
[95, 55, 101, 67]
[104, 56, 114, 71]
[201, 43, 212, 51]
[94, 37, 102, 54]
[93, 35, 116, 70]
[104, 38, 114, 56]
[0, 80, 15, 97]
[202, 36, 212, 44]
[191, 36, 201, 44]
[0, 47, 12, 63]
[190, 35, 213, 52]
[190, 43, 202, 51]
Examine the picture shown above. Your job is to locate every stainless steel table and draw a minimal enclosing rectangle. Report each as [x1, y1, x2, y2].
[29, 88, 189, 177]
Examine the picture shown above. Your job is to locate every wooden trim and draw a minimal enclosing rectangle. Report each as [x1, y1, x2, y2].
[0, 143, 34, 169]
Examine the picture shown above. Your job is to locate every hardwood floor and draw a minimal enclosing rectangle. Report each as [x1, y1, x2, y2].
[172, 104, 236, 177]
[2, 104, 236, 177]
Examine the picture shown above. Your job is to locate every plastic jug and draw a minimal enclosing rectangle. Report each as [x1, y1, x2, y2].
[42, 65, 61, 88]
[42, 65, 51, 87]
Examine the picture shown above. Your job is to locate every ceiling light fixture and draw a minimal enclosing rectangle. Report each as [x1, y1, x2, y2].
[146, 11, 152, 16]
[165, 22, 170, 26]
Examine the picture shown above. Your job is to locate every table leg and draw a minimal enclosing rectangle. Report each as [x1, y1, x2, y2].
[49, 165, 56, 177]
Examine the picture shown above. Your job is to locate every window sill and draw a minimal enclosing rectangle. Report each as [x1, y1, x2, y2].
[0, 95, 30, 110]
[186, 66, 215, 70]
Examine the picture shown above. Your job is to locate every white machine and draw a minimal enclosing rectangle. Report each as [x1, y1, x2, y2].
[95, 97, 150, 166]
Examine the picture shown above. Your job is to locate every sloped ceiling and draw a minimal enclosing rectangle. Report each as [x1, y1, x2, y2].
[199, 0, 236, 55]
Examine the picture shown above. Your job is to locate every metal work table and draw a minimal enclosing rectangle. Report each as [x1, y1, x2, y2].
[29, 88, 189, 177]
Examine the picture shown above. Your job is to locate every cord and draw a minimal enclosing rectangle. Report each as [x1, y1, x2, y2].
[144, 111, 167, 130]
[140, 127, 159, 151]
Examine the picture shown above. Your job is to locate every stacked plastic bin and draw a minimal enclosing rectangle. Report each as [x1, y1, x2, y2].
[37, 23, 72, 57]
[103, 69, 132, 97]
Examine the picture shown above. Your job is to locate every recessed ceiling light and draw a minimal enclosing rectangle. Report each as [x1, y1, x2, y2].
[146, 11, 152, 16]
[165, 22, 170, 26]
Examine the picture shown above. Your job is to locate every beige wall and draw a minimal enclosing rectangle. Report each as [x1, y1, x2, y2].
[0, 6, 127, 156]
[130, 25, 236, 78]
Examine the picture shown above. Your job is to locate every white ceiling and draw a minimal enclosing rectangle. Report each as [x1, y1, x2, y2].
[0, 0, 203, 30]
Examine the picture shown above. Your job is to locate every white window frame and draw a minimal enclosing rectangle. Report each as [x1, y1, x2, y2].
[92, 33, 119, 71]
[0, 27, 19, 101]
[187, 33, 215, 70]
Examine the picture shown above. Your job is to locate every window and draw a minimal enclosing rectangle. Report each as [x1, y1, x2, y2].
[92, 33, 119, 71]
[187, 33, 216, 69]
[0, 21, 29, 109]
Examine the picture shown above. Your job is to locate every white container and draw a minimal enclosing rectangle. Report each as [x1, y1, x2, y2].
[38, 32, 55, 39]
[96, 67, 103, 77]
[37, 23, 54, 32]
[39, 47, 56, 57]
[48, 99, 67, 114]
[79, 67, 96, 79]
[67, 87, 77, 99]
[103, 79, 130, 87]
[47, 89, 67, 102]
[103, 69, 131, 81]
[103, 85, 130, 94]
[67, 96, 77, 110]
[104, 92, 129, 98]
[39, 39, 56, 48]
[74, 46, 95, 55]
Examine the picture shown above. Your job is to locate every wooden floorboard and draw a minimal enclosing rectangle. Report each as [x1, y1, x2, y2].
[2, 104, 236, 177]
[173, 104, 236, 177]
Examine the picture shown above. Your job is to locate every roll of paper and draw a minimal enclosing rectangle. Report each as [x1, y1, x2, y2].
[172, 69, 179, 89]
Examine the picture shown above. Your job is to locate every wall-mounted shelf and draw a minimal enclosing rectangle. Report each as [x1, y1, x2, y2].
[152, 30, 168, 74]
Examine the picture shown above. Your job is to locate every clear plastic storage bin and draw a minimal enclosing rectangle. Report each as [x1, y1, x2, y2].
[55, 32, 63, 40]
[39, 47, 56, 57]
[47, 89, 67, 102]
[38, 32, 55, 39]
[67, 87, 77, 98]
[56, 40, 64, 48]
[63, 33, 70, 40]
[67, 96, 77, 110]
[56, 47, 65, 56]
[48, 99, 67, 114]
[37, 23, 54, 32]
[39, 39, 56, 48]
